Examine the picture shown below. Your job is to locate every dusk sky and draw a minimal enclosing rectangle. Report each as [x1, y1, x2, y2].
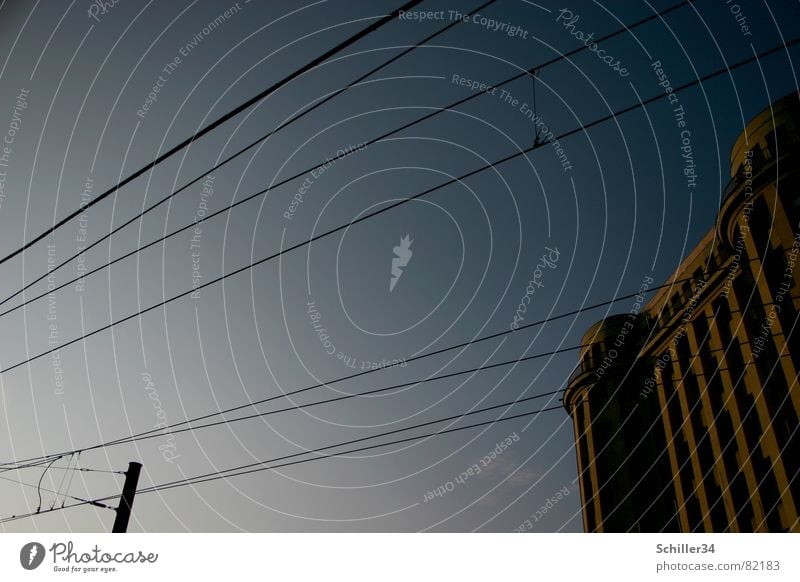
[0, 0, 799, 532]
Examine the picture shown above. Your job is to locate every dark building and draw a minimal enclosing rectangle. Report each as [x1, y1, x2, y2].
[564, 93, 800, 532]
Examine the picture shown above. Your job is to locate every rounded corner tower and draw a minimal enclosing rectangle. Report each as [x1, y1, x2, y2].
[565, 92, 800, 533]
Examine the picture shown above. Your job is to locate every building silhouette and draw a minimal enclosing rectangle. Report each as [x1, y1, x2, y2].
[564, 93, 800, 532]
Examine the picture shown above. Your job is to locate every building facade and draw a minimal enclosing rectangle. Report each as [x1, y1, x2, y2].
[564, 93, 800, 532]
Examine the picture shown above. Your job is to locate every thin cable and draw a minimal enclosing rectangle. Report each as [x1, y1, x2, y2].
[35, 457, 59, 514]
[73, 467, 126, 475]
[0, 497, 115, 526]
[0, 457, 69, 473]
[0, 0, 687, 314]
[2, 399, 557, 524]
[2, 256, 759, 468]
[0, 0, 424, 270]
[1, 463, 127, 474]
[50, 453, 73, 509]
[138, 403, 564, 495]
[3, 347, 575, 466]
[0, 468, 94, 507]
[5, 398, 556, 523]
[0, 34, 793, 336]
[60, 453, 80, 509]
[78, 364, 569, 450]
[0, 458, 62, 476]
[0, 0, 498, 311]
[1, 399, 562, 524]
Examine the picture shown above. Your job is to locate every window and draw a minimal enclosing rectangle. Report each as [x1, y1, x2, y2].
[681, 281, 692, 304]
[591, 343, 602, 370]
[670, 293, 683, 319]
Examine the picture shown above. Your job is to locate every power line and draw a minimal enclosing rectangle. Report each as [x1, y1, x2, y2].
[0, 457, 62, 474]
[50, 453, 74, 509]
[0, 0, 424, 271]
[0, 0, 499, 312]
[0, 457, 124, 474]
[0, 266, 770, 518]
[0, 0, 692, 316]
[0, 35, 791, 386]
[138, 404, 564, 495]
[115, 401, 564, 500]
[59, 455, 80, 510]
[0, 347, 575, 467]
[73, 467, 126, 475]
[75, 317, 795, 477]
[119, 330, 796, 499]
[0, 269, 668, 468]
[0, 32, 789, 477]
[5, 0, 787, 527]
[35, 457, 59, 513]
[0, 497, 115, 526]
[1, 255, 760, 469]
[19, 466, 125, 475]
[1, 397, 563, 525]
[47, 351, 576, 452]
[0, 32, 793, 334]
[2, 402, 560, 525]
[0, 454, 114, 517]
[0, 468, 95, 507]
[0, 264, 711, 467]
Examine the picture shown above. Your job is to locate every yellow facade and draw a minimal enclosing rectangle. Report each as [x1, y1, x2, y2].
[564, 93, 800, 532]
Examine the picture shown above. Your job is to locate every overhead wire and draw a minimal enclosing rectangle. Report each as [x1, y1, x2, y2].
[0, 37, 793, 386]
[0, 466, 95, 508]
[0, 256, 764, 469]
[0, 0, 499, 312]
[50, 453, 74, 509]
[1, 396, 565, 525]
[0, 0, 695, 315]
[0, 260, 776, 516]
[0, 0, 426, 270]
[3, 0, 794, 525]
[139, 409, 565, 495]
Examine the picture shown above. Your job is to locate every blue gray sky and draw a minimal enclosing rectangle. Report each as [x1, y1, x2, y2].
[0, 0, 798, 532]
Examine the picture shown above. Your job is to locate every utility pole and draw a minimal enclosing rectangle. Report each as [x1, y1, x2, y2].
[112, 461, 142, 533]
